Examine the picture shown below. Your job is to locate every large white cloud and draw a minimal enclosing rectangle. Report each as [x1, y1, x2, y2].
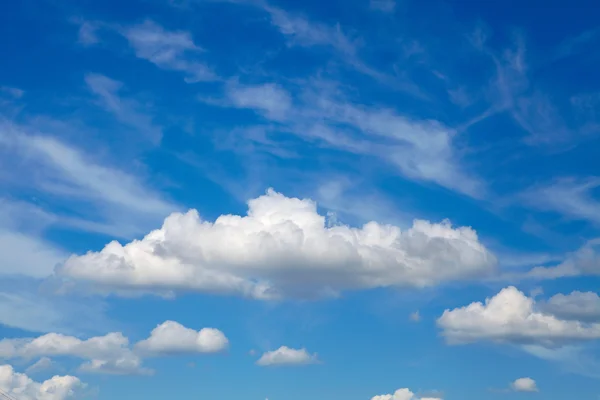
[57, 189, 496, 299]
[255, 346, 318, 366]
[135, 321, 228, 356]
[0, 364, 85, 400]
[437, 286, 600, 346]
[371, 388, 441, 400]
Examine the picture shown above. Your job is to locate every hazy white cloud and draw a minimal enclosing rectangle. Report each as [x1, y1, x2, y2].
[76, 21, 100, 46]
[256, 346, 318, 366]
[369, 0, 396, 13]
[409, 311, 421, 322]
[57, 189, 495, 299]
[123, 20, 216, 82]
[0, 364, 85, 400]
[511, 377, 538, 392]
[219, 81, 483, 197]
[0, 119, 177, 240]
[437, 286, 600, 346]
[0, 86, 24, 99]
[25, 357, 56, 375]
[371, 388, 442, 400]
[525, 239, 600, 280]
[84, 73, 163, 144]
[135, 321, 228, 356]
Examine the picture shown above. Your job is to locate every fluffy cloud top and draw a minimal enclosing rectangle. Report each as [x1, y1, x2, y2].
[437, 286, 600, 346]
[256, 346, 318, 366]
[371, 388, 441, 400]
[0, 364, 85, 400]
[511, 377, 538, 392]
[135, 321, 228, 355]
[58, 189, 496, 300]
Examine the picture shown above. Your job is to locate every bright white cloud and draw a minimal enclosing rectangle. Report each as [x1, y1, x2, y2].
[511, 377, 538, 392]
[0, 364, 85, 400]
[543, 291, 600, 322]
[437, 286, 600, 346]
[371, 388, 441, 400]
[135, 321, 228, 356]
[57, 189, 495, 299]
[256, 346, 318, 366]
[123, 20, 216, 82]
[225, 82, 292, 121]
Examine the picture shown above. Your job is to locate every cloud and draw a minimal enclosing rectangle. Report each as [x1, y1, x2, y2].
[542, 291, 600, 323]
[76, 21, 100, 46]
[0, 86, 24, 99]
[369, 0, 396, 13]
[520, 178, 600, 225]
[57, 189, 496, 299]
[0, 119, 176, 239]
[135, 321, 228, 356]
[122, 20, 217, 82]
[0, 364, 86, 400]
[511, 377, 538, 392]
[84, 73, 162, 145]
[0, 321, 227, 376]
[25, 357, 56, 375]
[218, 81, 483, 197]
[371, 388, 442, 400]
[409, 311, 421, 322]
[0, 331, 146, 376]
[256, 346, 318, 366]
[525, 239, 600, 280]
[437, 286, 600, 347]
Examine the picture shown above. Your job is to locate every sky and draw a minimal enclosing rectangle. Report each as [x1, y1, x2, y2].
[1, 0, 600, 398]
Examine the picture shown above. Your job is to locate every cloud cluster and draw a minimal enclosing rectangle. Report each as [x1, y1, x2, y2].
[371, 388, 441, 400]
[255, 346, 318, 366]
[57, 189, 496, 299]
[0, 364, 85, 400]
[543, 291, 600, 322]
[0, 321, 228, 376]
[437, 286, 600, 346]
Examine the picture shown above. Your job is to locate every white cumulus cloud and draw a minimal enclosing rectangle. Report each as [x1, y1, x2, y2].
[0, 364, 85, 400]
[135, 321, 228, 356]
[437, 286, 600, 346]
[57, 189, 496, 300]
[511, 377, 538, 392]
[371, 388, 441, 400]
[256, 346, 318, 366]
[543, 291, 600, 322]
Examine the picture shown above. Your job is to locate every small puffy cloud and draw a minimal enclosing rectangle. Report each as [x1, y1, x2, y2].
[135, 321, 228, 356]
[0, 364, 85, 400]
[511, 377, 538, 392]
[256, 346, 318, 366]
[437, 286, 600, 346]
[409, 311, 421, 322]
[371, 388, 441, 400]
[225, 82, 292, 121]
[543, 291, 600, 322]
[57, 189, 496, 300]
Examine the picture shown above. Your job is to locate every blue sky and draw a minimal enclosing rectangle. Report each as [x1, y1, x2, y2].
[1, 0, 600, 398]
